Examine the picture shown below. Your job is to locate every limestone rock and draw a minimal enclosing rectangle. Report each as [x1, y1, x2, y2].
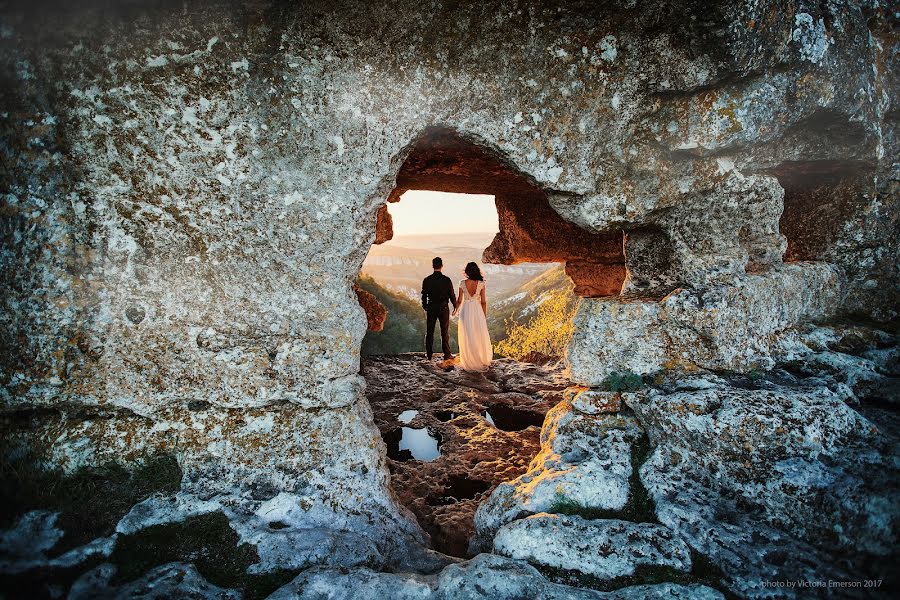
[374, 204, 393, 245]
[567, 263, 844, 385]
[69, 562, 241, 600]
[270, 553, 724, 600]
[471, 402, 644, 552]
[627, 383, 893, 551]
[493, 513, 692, 581]
[0, 0, 895, 596]
[567, 389, 626, 415]
[631, 374, 900, 597]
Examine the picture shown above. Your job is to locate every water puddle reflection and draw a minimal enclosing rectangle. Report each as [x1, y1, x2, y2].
[383, 427, 441, 462]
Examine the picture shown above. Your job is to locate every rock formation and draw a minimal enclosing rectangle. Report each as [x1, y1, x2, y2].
[0, 0, 897, 598]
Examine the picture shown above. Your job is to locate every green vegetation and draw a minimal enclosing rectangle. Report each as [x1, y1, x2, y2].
[488, 265, 576, 343]
[0, 453, 182, 554]
[494, 287, 578, 361]
[357, 274, 458, 356]
[110, 511, 300, 599]
[600, 371, 645, 392]
[0, 453, 183, 600]
[536, 554, 731, 597]
[547, 435, 657, 524]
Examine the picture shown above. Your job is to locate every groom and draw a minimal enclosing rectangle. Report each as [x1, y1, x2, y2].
[421, 257, 457, 361]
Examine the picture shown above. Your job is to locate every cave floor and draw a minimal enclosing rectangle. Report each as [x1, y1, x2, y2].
[362, 353, 570, 557]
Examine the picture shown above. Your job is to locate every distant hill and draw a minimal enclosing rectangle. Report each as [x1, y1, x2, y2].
[363, 234, 554, 300]
[487, 265, 577, 343]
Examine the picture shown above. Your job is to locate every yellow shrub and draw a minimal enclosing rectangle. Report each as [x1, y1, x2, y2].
[495, 289, 578, 360]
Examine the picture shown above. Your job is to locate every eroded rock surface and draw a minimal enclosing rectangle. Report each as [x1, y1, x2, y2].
[267, 553, 724, 600]
[363, 354, 569, 556]
[0, 0, 896, 598]
[627, 324, 900, 598]
[471, 399, 645, 553]
[568, 262, 843, 385]
[493, 514, 692, 581]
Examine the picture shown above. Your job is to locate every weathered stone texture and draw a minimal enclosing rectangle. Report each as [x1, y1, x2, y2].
[0, 0, 896, 595]
[493, 514, 693, 581]
[567, 262, 844, 385]
[354, 284, 387, 332]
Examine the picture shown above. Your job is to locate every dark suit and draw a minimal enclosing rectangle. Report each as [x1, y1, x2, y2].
[421, 271, 457, 359]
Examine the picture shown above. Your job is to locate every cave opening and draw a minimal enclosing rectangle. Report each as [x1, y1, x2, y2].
[357, 126, 619, 558]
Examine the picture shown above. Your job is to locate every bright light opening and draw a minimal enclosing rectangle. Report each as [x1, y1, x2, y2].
[386, 190, 498, 238]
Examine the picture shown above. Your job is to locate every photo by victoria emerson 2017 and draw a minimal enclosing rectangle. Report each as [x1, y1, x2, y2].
[1, 2, 897, 599]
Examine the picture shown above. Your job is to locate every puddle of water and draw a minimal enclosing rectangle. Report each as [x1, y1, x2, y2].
[383, 427, 441, 462]
[484, 404, 545, 431]
[398, 409, 418, 424]
[427, 476, 492, 506]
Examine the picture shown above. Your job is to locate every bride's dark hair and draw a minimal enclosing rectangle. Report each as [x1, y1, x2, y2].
[464, 262, 484, 281]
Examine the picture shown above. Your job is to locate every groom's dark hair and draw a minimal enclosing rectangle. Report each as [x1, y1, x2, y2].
[432, 257, 443, 269]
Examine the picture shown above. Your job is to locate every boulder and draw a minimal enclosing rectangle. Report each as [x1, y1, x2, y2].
[493, 514, 692, 581]
[269, 553, 724, 600]
[567, 263, 843, 385]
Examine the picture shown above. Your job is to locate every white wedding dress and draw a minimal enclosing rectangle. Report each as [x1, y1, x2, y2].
[456, 279, 492, 371]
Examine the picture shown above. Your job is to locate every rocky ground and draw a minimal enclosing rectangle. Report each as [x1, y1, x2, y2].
[361, 354, 570, 556]
[1, 322, 897, 599]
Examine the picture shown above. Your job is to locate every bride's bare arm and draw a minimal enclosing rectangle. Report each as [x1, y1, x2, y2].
[480, 284, 487, 316]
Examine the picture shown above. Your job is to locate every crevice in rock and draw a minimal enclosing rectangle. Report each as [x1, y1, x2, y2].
[769, 159, 875, 263]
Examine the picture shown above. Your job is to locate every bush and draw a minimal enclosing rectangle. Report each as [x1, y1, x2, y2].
[494, 289, 578, 361]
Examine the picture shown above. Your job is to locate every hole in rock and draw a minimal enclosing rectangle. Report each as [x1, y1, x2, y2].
[771, 159, 874, 263]
[435, 410, 457, 422]
[426, 476, 492, 506]
[397, 409, 418, 424]
[356, 126, 629, 353]
[356, 127, 603, 557]
[484, 404, 546, 431]
[382, 427, 442, 462]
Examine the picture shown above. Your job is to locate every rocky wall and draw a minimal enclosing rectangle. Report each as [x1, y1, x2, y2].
[0, 0, 896, 586]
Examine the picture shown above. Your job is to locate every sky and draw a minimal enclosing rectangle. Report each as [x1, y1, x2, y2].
[387, 190, 498, 235]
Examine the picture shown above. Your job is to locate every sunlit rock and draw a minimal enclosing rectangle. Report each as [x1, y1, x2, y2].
[354, 284, 388, 332]
[471, 402, 643, 552]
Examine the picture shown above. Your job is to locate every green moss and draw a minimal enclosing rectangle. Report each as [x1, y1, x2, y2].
[109, 512, 299, 600]
[537, 552, 734, 597]
[0, 453, 182, 599]
[0, 557, 106, 600]
[600, 371, 644, 392]
[547, 435, 657, 524]
[0, 453, 182, 554]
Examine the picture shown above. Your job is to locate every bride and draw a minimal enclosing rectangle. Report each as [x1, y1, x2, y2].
[451, 262, 493, 372]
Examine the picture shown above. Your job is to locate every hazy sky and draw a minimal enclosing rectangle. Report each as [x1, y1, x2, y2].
[387, 190, 499, 235]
